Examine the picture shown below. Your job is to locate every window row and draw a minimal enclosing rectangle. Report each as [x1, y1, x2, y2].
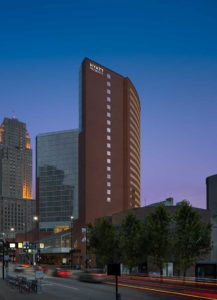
[106, 76, 111, 203]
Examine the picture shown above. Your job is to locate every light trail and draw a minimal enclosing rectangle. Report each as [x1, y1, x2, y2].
[107, 282, 217, 300]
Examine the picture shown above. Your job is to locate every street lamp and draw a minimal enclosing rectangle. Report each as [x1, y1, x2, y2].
[70, 216, 74, 269]
[32, 216, 39, 266]
[33, 215, 39, 243]
[10, 227, 15, 239]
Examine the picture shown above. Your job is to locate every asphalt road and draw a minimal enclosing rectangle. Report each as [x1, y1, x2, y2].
[2, 265, 217, 300]
[1, 265, 179, 300]
[42, 275, 174, 300]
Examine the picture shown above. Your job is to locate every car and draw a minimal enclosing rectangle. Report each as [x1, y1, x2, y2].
[14, 265, 25, 272]
[77, 269, 106, 283]
[52, 268, 72, 278]
[20, 263, 31, 268]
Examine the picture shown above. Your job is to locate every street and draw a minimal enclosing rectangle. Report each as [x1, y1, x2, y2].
[41, 275, 172, 300]
[1, 264, 217, 300]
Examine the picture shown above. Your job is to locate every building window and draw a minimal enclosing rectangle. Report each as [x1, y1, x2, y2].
[107, 112, 111, 118]
[107, 135, 111, 141]
[107, 120, 111, 125]
[107, 89, 111, 95]
[107, 166, 111, 171]
[107, 74, 111, 79]
[107, 174, 111, 179]
[107, 158, 111, 164]
[107, 143, 111, 148]
[107, 97, 111, 102]
[107, 197, 111, 202]
[107, 104, 111, 110]
[107, 128, 111, 133]
[107, 182, 111, 187]
[107, 151, 111, 156]
[107, 189, 111, 195]
[107, 81, 111, 87]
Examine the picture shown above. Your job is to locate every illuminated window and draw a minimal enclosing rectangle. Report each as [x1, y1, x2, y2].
[107, 151, 111, 156]
[107, 158, 111, 164]
[107, 81, 111, 87]
[107, 143, 111, 148]
[107, 197, 111, 202]
[107, 89, 111, 95]
[107, 97, 111, 102]
[107, 166, 111, 171]
[107, 174, 111, 179]
[107, 112, 111, 118]
[107, 189, 111, 195]
[107, 74, 111, 79]
[107, 104, 111, 110]
[107, 128, 111, 133]
[107, 120, 111, 125]
[107, 135, 111, 140]
[107, 182, 111, 187]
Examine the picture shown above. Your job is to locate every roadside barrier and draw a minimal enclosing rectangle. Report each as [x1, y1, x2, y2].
[5, 274, 38, 293]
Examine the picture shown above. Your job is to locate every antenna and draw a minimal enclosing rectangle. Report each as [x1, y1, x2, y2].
[12, 110, 16, 119]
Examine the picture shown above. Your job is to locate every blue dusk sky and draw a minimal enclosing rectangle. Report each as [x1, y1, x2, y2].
[0, 0, 217, 208]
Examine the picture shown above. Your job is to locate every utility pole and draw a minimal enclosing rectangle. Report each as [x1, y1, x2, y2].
[0, 240, 5, 280]
[70, 216, 74, 269]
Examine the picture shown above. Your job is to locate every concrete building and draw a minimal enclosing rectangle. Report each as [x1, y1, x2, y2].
[148, 197, 174, 207]
[36, 130, 79, 232]
[111, 201, 211, 276]
[0, 117, 32, 199]
[206, 174, 217, 214]
[0, 196, 35, 238]
[0, 117, 35, 237]
[79, 58, 141, 225]
[206, 174, 217, 260]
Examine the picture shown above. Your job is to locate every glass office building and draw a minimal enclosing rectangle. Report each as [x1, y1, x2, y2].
[36, 130, 78, 232]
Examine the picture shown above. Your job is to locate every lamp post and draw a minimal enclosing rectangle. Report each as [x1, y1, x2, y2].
[10, 227, 15, 240]
[33, 216, 39, 266]
[33, 215, 39, 241]
[70, 216, 74, 269]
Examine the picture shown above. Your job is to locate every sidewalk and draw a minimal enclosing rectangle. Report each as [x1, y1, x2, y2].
[0, 279, 61, 300]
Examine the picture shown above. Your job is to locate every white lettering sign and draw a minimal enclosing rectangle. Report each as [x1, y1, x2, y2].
[90, 62, 104, 75]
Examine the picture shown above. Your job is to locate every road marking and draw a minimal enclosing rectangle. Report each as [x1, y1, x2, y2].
[45, 281, 78, 290]
[107, 282, 217, 300]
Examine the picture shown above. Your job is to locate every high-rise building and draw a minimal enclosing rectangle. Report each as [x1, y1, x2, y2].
[79, 58, 141, 224]
[0, 117, 32, 199]
[206, 174, 217, 214]
[36, 130, 79, 232]
[206, 174, 217, 260]
[0, 117, 35, 237]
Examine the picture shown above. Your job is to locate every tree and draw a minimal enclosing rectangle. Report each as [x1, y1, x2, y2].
[88, 218, 119, 267]
[145, 205, 171, 276]
[119, 212, 147, 272]
[173, 201, 212, 278]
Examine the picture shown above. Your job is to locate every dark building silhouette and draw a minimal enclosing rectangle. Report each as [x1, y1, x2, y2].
[206, 174, 217, 214]
[206, 174, 217, 260]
